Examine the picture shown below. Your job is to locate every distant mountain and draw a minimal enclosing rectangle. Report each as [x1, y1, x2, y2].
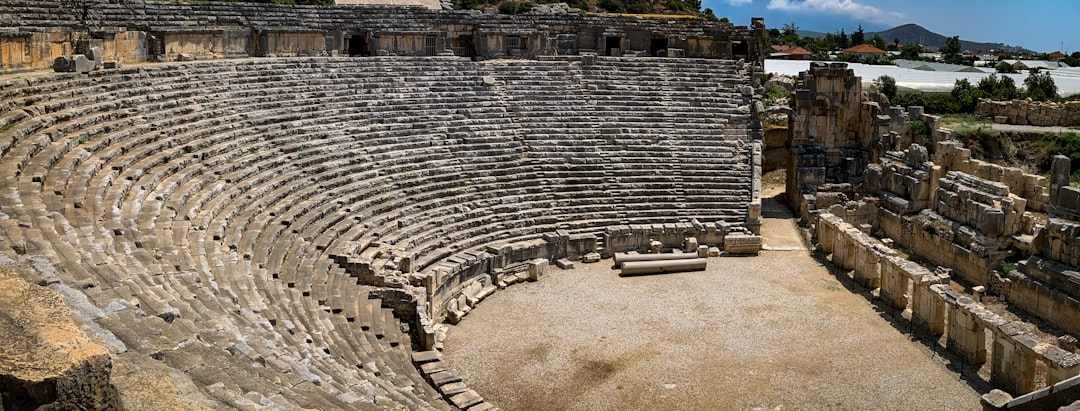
[870, 24, 1029, 53]
[796, 29, 829, 39]
[797, 24, 1031, 54]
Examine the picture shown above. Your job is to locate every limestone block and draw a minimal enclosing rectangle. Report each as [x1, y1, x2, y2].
[73, 55, 95, 73]
[707, 247, 721, 257]
[582, 252, 601, 263]
[683, 237, 698, 253]
[87, 46, 103, 69]
[724, 233, 762, 254]
[697, 245, 709, 257]
[527, 259, 547, 281]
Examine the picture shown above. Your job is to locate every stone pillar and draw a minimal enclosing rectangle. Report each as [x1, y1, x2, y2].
[831, 227, 857, 271]
[853, 237, 881, 289]
[1050, 155, 1071, 206]
[879, 256, 910, 309]
[816, 214, 837, 253]
[913, 282, 947, 335]
[945, 294, 987, 364]
[990, 322, 1038, 395]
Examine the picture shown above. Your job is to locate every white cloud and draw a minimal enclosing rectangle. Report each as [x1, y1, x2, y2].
[727, 0, 754, 5]
[767, 0, 905, 24]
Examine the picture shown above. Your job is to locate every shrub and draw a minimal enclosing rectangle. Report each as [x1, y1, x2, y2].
[875, 75, 897, 101]
[598, 0, 624, 12]
[995, 61, 1017, 73]
[498, 0, 533, 14]
[893, 92, 962, 114]
[909, 120, 929, 137]
[1025, 69, 1058, 101]
[1038, 131, 1080, 173]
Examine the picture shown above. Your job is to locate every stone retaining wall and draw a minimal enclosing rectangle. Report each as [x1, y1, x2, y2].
[813, 212, 1080, 397]
[0, 1, 765, 73]
[975, 98, 1080, 127]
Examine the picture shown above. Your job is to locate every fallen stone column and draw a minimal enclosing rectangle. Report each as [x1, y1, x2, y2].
[620, 258, 707, 276]
[614, 252, 703, 268]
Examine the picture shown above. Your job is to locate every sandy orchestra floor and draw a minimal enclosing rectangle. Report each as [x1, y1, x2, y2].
[441, 193, 982, 410]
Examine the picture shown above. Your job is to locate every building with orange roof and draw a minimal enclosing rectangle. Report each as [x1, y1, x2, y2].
[769, 44, 813, 60]
[842, 43, 887, 59]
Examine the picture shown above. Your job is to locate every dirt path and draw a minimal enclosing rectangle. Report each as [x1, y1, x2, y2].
[440, 181, 982, 410]
[991, 123, 1075, 134]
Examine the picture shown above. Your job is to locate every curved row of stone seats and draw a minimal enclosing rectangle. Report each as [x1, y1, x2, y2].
[0, 56, 753, 408]
[2, 60, 458, 408]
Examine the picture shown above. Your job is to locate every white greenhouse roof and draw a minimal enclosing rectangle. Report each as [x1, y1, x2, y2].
[765, 60, 1080, 96]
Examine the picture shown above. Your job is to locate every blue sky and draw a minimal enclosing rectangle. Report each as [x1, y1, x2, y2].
[703, 0, 1080, 53]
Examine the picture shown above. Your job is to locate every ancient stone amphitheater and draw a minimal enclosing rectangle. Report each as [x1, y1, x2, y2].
[2, 1, 1079, 410]
[0, 2, 771, 409]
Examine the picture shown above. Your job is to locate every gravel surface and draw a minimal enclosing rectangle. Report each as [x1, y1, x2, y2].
[442, 199, 982, 410]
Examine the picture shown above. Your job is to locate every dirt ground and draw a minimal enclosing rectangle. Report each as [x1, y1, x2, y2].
[441, 176, 983, 410]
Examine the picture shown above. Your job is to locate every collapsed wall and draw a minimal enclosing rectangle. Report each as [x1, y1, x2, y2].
[786, 62, 1080, 399]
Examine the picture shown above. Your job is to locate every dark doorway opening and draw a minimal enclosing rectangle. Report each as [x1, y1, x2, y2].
[454, 35, 476, 58]
[605, 36, 622, 56]
[650, 38, 668, 56]
[348, 34, 370, 57]
[732, 40, 748, 58]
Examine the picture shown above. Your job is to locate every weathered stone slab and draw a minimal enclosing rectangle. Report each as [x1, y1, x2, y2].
[73, 55, 95, 73]
[724, 233, 762, 254]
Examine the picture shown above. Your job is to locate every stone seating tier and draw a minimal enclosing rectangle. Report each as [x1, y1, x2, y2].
[0, 56, 753, 408]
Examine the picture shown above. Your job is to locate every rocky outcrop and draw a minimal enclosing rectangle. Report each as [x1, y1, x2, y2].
[0, 265, 122, 411]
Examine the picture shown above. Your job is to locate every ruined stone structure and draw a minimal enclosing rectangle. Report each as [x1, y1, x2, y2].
[0, 0, 764, 74]
[976, 98, 1080, 127]
[785, 62, 1080, 406]
[0, 4, 766, 401]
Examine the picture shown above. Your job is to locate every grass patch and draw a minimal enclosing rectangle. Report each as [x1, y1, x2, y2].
[939, 114, 999, 137]
[819, 279, 842, 292]
[1000, 261, 1015, 274]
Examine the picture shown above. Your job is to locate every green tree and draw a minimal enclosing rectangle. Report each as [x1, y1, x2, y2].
[782, 21, 799, 37]
[900, 43, 921, 60]
[942, 35, 962, 64]
[951, 78, 980, 112]
[870, 34, 887, 50]
[978, 74, 1020, 100]
[851, 24, 865, 46]
[1024, 69, 1058, 101]
[838, 28, 849, 49]
[995, 61, 1017, 73]
[875, 75, 897, 101]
